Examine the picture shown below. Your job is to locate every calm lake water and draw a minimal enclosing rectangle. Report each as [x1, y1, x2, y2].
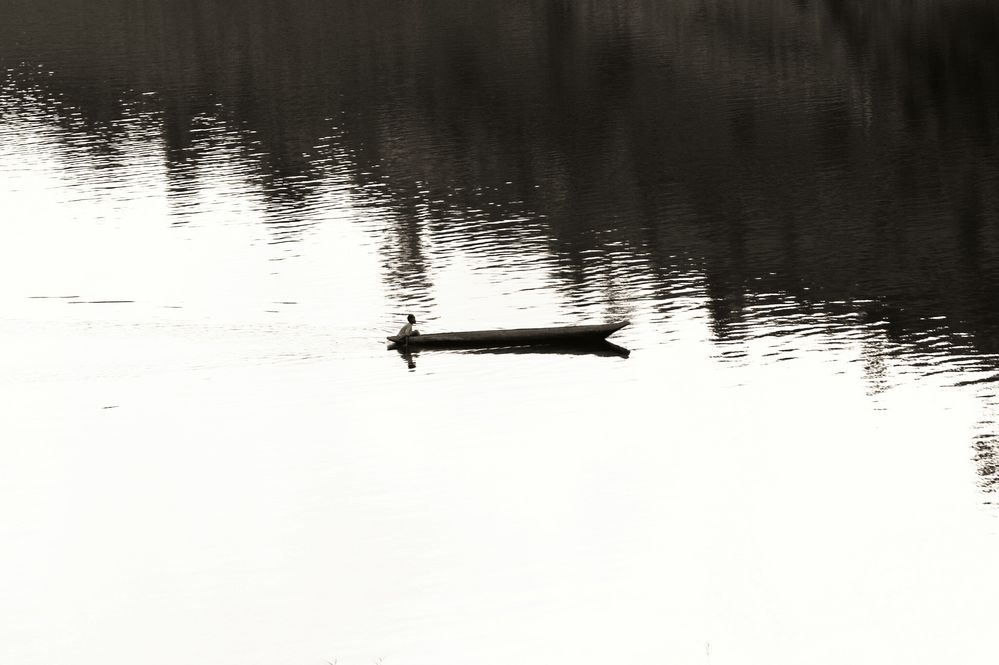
[3, 1, 999, 664]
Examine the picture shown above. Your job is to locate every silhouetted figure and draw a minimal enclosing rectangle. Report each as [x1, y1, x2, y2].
[397, 314, 421, 343]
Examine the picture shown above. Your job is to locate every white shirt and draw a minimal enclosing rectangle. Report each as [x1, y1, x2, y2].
[398, 322, 414, 338]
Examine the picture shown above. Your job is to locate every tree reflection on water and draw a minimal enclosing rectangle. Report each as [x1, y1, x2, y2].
[2, 0, 998, 490]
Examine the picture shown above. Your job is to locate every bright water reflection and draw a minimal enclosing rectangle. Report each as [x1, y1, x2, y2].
[2, 1, 999, 664]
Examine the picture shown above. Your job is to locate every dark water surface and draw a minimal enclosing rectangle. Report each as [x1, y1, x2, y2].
[3, 2, 999, 664]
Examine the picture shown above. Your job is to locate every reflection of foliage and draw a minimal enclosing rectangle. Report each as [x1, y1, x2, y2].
[823, 0, 999, 126]
[973, 434, 998, 494]
[2, 0, 999, 345]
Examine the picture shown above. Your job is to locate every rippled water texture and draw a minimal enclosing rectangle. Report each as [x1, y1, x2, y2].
[3, 2, 999, 664]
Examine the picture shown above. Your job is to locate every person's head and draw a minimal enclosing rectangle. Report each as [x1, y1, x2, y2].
[407, 314, 416, 324]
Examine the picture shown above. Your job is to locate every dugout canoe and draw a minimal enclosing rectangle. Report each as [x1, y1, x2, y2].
[386, 320, 629, 349]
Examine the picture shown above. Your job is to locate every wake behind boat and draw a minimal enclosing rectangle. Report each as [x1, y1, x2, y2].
[386, 320, 629, 350]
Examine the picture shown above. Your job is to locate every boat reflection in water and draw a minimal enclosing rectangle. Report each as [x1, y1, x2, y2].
[395, 340, 631, 370]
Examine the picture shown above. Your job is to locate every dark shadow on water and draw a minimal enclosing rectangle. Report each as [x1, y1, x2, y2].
[395, 340, 630, 369]
[4, 0, 997, 347]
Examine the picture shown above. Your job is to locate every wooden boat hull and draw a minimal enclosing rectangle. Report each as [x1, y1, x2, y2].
[387, 320, 629, 349]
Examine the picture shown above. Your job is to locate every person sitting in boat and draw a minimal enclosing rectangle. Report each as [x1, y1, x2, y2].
[397, 314, 420, 340]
